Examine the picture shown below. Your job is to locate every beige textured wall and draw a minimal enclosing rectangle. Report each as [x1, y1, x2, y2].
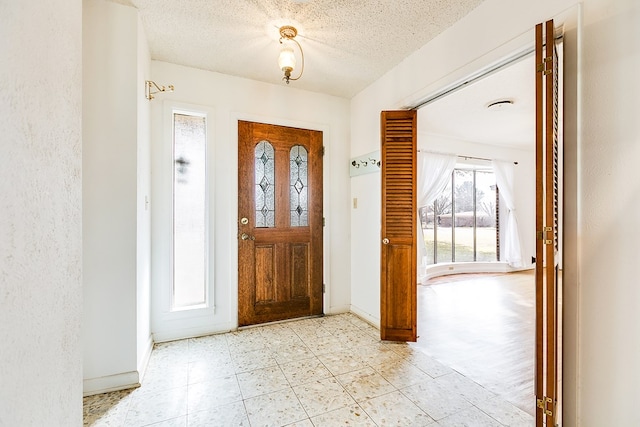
[0, 0, 83, 425]
[577, 1, 640, 424]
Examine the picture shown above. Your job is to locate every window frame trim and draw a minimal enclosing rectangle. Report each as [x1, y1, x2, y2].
[161, 101, 216, 318]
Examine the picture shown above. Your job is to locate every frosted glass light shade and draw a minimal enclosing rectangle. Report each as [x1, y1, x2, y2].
[278, 46, 296, 72]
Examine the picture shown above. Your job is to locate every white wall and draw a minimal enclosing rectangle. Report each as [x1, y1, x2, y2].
[150, 62, 351, 340]
[0, 0, 82, 425]
[578, 1, 640, 424]
[136, 13, 153, 377]
[350, 0, 640, 425]
[83, 0, 152, 395]
[350, 168, 382, 325]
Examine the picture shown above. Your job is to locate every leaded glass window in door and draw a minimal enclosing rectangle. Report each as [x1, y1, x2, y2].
[290, 145, 308, 227]
[255, 140, 275, 227]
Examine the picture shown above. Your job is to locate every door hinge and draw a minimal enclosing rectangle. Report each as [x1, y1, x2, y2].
[323, 283, 326, 293]
[537, 56, 554, 74]
[538, 228, 553, 244]
[537, 396, 555, 417]
[322, 146, 325, 156]
[323, 217, 326, 227]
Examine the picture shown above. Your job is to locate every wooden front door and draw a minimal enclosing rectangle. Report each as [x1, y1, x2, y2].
[238, 121, 323, 327]
[535, 19, 561, 427]
[380, 110, 418, 342]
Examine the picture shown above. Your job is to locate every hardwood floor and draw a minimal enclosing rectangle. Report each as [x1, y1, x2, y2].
[414, 271, 536, 417]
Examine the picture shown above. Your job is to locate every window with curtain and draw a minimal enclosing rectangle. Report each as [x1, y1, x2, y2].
[420, 167, 498, 265]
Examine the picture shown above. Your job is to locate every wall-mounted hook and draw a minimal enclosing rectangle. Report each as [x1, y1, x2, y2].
[349, 150, 381, 177]
[145, 80, 174, 100]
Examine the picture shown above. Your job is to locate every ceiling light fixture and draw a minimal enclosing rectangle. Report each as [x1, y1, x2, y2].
[278, 25, 304, 84]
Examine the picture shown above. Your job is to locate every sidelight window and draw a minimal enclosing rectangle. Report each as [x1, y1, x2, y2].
[172, 113, 208, 310]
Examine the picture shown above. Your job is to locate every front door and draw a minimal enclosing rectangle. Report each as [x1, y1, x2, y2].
[238, 121, 323, 326]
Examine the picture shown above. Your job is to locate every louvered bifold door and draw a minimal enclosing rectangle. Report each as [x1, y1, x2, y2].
[380, 110, 417, 342]
[535, 19, 560, 427]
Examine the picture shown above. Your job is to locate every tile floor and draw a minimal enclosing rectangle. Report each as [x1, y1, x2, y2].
[83, 313, 534, 426]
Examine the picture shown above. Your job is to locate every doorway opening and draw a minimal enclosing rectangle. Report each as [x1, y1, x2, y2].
[412, 40, 563, 419]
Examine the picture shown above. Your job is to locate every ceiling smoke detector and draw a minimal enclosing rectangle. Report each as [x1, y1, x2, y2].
[486, 99, 514, 110]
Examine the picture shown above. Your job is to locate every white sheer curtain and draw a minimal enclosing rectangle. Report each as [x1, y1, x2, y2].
[417, 152, 457, 280]
[492, 160, 524, 268]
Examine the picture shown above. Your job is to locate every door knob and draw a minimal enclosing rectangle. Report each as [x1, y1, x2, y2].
[241, 233, 255, 241]
[382, 238, 389, 244]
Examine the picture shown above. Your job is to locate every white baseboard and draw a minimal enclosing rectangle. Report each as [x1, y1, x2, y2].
[137, 335, 154, 383]
[83, 371, 140, 397]
[152, 321, 236, 343]
[324, 305, 350, 315]
[350, 305, 380, 329]
[84, 336, 154, 397]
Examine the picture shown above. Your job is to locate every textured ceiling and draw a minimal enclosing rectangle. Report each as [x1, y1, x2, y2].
[109, 0, 485, 98]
